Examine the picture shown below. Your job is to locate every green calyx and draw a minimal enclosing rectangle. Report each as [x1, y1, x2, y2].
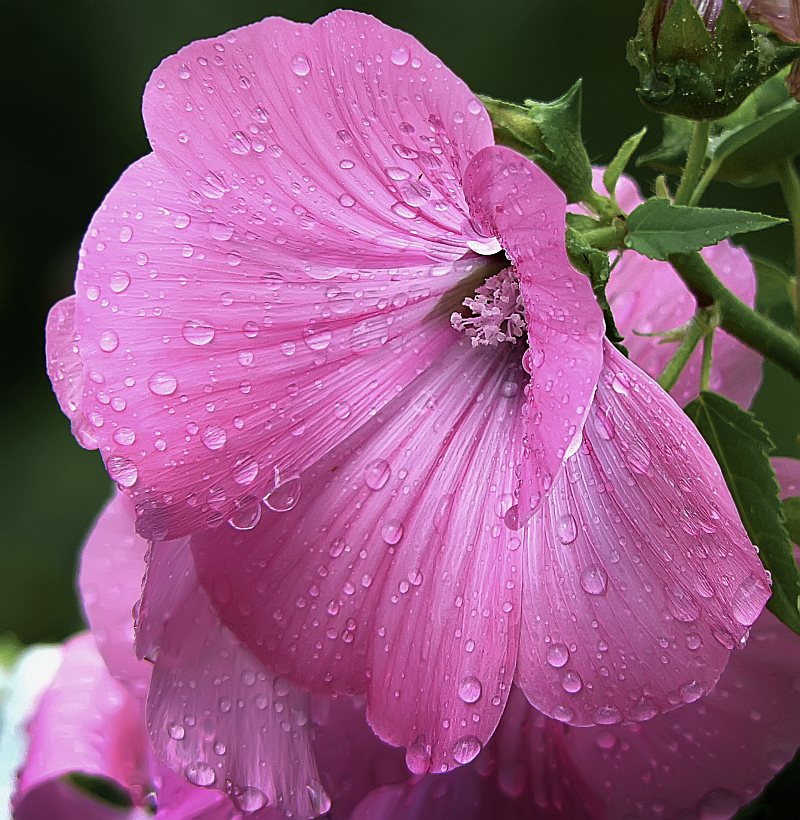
[627, 0, 798, 119]
[479, 80, 593, 203]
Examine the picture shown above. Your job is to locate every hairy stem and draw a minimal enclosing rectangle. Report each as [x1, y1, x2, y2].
[700, 330, 714, 392]
[670, 252, 800, 380]
[657, 312, 707, 392]
[675, 120, 711, 206]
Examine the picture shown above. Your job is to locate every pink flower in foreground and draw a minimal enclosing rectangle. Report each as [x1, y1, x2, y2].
[47, 10, 770, 776]
[14, 458, 800, 819]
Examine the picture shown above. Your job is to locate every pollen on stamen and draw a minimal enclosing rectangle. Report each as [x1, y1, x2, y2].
[450, 267, 527, 347]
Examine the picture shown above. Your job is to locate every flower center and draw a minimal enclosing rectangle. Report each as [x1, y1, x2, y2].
[450, 265, 526, 348]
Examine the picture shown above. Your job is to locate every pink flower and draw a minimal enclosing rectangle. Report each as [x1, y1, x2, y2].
[14, 456, 800, 819]
[47, 10, 769, 776]
[14, 493, 408, 818]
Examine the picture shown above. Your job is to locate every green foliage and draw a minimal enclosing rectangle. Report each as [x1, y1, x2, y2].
[603, 128, 647, 200]
[625, 198, 785, 260]
[627, 0, 797, 119]
[784, 497, 800, 546]
[685, 392, 800, 634]
[755, 258, 796, 323]
[480, 81, 593, 203]
[639, 70, 800, 188]
[68, 773, 134, 808]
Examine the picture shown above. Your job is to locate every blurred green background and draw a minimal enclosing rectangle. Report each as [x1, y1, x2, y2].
[1, 0, 797, 663]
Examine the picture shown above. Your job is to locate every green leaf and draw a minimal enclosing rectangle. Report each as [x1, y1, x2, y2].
[684, 391, 800, 635]
[625, 198, 785, 260]
[604, 128, 647, 199]
[480, 80, 593, 203]
[755, 257, 796, 323]
[784, 497, 800, 546]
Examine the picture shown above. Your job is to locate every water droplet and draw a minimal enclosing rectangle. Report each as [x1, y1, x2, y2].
[291, 53, 311, 77]
[113, 427, 135, 446]
[561, 671, 583, 693]
[99, 329, 119, 352]
[108, 456, 138, 488]
[109, 271, 131, 293]
[184, 762, 216, 787]
[732, 574, 769, 626]
[365, 459, 391, 491]
[546, 643, 570, 668]
[696, 788, 740, 819]
[168, 723, 185, 740]
[338, 193, 355, 208]
[202, 425, 227, 450]
[452, 735, 482, 765]
[118, 225, 133, 243]
[228, 498, 262, 531]
[233, 787, 267, 812]
[382, 519, 404, 545]
[458, 675, 482, 703]
[580, 566, 608, 595]
[391, 46, 410, 66]
[148, 372, 178, 396]
[209, 222, 234, 241]
[406, 737, 432, 773]
[557, 514, 577, 545]
[679, 680, 704, 703]
[232, 453, 259, 486]
[594, 705, 622, 725]
[264, 475, 302, 512]
[182, 320, 215, 346]
[303, 326, 332, 351]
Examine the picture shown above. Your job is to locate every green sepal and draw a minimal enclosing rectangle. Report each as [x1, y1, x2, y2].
[604, 128, 648, 200]
[684, 392, 800, 635]
[480, 80, 593, 203]
[625, 198, 785, 260]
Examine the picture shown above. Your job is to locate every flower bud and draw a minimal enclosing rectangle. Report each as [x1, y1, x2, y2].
[628, 0, 800, 117]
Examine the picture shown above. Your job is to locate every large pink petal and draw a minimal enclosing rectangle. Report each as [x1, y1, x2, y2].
[142, 11, 493, 265]
[78, 493, 151, 698]
[516, 341, 769, 726]
[45, 296, 98, 449]
[566, 609, 800, 818]
[138, 533, 327, 816]
[595, 170, 763, 408]
[14, 633, 151, 818]
[69, 151, 488, 540]
[464, 146, 605, 518]
[192, 339, 526, 772]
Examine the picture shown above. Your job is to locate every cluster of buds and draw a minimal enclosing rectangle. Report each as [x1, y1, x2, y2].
[629, 0, 800, 118]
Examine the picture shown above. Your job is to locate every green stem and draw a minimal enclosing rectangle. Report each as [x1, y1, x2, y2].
[675, 120, 711, 206]
[584, 188, 620, 221]
[581, 222, 627, 251]
[670, 251, 800, 380]
[777, 159, 800, 334]
[688, 157, 723, 207]
[657, 313, 706, 392]
[700, 330, 714, 392]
